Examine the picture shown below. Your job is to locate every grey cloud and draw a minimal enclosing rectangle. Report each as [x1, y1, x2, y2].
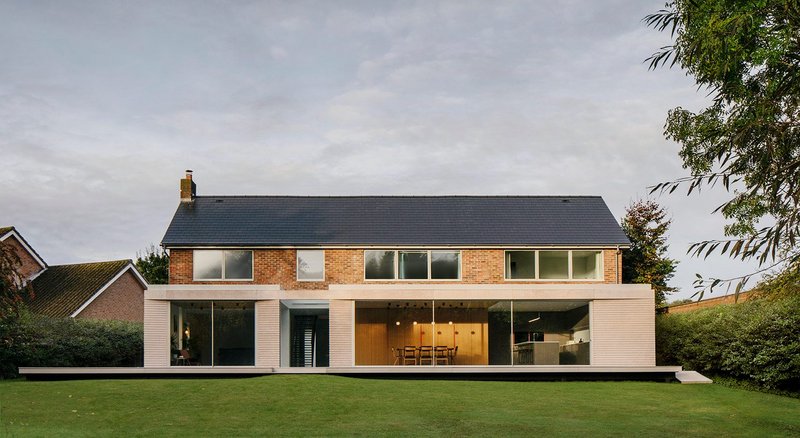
[0, 1, 762, 299]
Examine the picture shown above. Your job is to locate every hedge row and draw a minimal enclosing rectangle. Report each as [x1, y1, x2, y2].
[656, 295, 800, 392]
[0, 312, 143, 379]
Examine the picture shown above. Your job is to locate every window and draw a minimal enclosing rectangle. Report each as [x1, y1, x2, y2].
[431, 251, 460, 279]
[170, 301, 255, 366]
[193, 250, 253, 280]
[297, 250, 325, 281]
[399, 251, 428, 279]
[572, 251, 601, 279]
[504, 250, 603, 281]
[505, 251, 536, 279]
[365, 250, 395, 279]
[364, 250, 461, 280]
[539, 251, 569, 279]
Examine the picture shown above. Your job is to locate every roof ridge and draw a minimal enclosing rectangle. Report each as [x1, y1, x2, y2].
[48, 259, 132, 268]
[194, 195, 603, 199]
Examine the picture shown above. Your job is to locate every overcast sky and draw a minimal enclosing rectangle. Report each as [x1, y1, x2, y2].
[0, 1, 763, 300]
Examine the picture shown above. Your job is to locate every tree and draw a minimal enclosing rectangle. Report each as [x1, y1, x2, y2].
[622, 200, 679, 308]
[645, 1, 800, 297]
[0, 240, 34, 318]
[135, 244, 169, 285]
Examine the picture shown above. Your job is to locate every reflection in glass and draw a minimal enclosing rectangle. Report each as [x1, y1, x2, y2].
[224, 250, 253, 279]
[194, 250, 223, 280]
[214, 301, 255, 365]
[170, 300, 255, 366]
[505, 251, 536, 279]
[431, 251, 460, 279]
[539, 251, 569, 279]
[512, 301, 590, 365]
[365, 250, 395, 279]
[171, 301, 212, 365]
[297, 250, 325, 281]
[572, 251, 601, 279]
[399, 251, 428, 279]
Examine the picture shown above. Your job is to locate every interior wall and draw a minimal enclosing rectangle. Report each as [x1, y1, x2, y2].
[354, 307, 489, 365]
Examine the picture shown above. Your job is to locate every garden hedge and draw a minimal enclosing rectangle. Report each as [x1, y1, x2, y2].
[657, 295, 800, 392]
[0, 311, 143, 378]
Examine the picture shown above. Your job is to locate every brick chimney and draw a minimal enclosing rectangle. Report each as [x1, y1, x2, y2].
[180, 170, 196, 202]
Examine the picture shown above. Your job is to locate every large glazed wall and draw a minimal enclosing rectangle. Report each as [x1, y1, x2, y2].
[590, 297, 655, 366]
[169, 248, 622, 288]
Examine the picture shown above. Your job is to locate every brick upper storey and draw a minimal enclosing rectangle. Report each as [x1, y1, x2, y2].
[162, 173, 628, 288]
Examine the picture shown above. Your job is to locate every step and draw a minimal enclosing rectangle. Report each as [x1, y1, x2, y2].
[675, 371, 712, 384]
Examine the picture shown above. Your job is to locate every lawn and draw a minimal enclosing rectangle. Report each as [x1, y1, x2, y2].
[1, 376, 798, 437]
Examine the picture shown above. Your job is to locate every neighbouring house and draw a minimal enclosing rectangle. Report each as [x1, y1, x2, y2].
[29, 260, 147, 322]
[1, 226, 147, 322]
[144, 171, 657, 371]
[0, 226, 47, 281]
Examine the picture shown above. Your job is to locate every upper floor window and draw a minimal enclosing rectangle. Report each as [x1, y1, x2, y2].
[297, 250, 325, 281]
[194, 250, 253, 280]
[365, 250, 461, 280]
[505, 250, 602, 280]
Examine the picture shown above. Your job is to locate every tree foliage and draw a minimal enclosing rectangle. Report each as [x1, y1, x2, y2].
[645, 1, 800, 297]
[622, 200, 678, 307]
[0, 240, 34, 318]
[135, 244, 169, 285]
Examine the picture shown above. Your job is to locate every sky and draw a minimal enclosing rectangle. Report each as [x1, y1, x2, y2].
[0, 1, 764, 300]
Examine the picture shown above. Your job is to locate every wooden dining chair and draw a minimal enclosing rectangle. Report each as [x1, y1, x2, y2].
[391, 347, 403, 365]
[418, 346, 434, 365]
[402, 346, 418, 365]
[448, 346, 458, 365]
[434, 346, 449, 365]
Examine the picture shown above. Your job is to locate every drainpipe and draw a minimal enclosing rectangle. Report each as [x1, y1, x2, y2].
[615, 245, 621, 283]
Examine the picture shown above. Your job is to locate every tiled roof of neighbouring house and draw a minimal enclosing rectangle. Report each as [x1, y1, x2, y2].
[28, 260, 133, 318]
[0, 226, 14, 236]
[162, 195, 630, 247]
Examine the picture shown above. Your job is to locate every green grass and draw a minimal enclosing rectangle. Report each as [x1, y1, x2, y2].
[1, 376, 798, 437]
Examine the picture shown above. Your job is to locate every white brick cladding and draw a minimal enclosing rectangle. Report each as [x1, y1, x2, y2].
[328, 299, 354, 367]
[590, 297, 656, 366]
[256, 300, 280, 367]
[143, 300, 170, 367]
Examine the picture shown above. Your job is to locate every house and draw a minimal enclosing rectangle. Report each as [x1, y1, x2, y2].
[144, 171, 657, 372]
[1, 226, 147, 322]
[29, 260, 147, 321]
[0, 226, 47, 281]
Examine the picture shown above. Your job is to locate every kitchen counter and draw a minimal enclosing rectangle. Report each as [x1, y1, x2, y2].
[512, 341, 560, 365]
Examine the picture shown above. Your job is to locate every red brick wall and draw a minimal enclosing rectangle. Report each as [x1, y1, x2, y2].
[76, 270, 145, 322]
[665, 291, 754, 314]
[1, 235, 45, 280]
[169, 248, 622, 288]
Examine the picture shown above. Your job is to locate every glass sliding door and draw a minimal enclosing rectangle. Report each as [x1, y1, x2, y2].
[213, 301, 255, 366]
[512, 301, 590, 365]
[171, 301, 213, 366]
[355, 301, 434, 366]
[170, 300, 255, 366]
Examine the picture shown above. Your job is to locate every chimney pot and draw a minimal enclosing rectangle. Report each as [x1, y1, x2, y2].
[186, 169, 193, 180]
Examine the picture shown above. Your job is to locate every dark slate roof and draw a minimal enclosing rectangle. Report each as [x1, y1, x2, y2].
[28, 260, 134, 318]
[162, 196, 629, 247]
